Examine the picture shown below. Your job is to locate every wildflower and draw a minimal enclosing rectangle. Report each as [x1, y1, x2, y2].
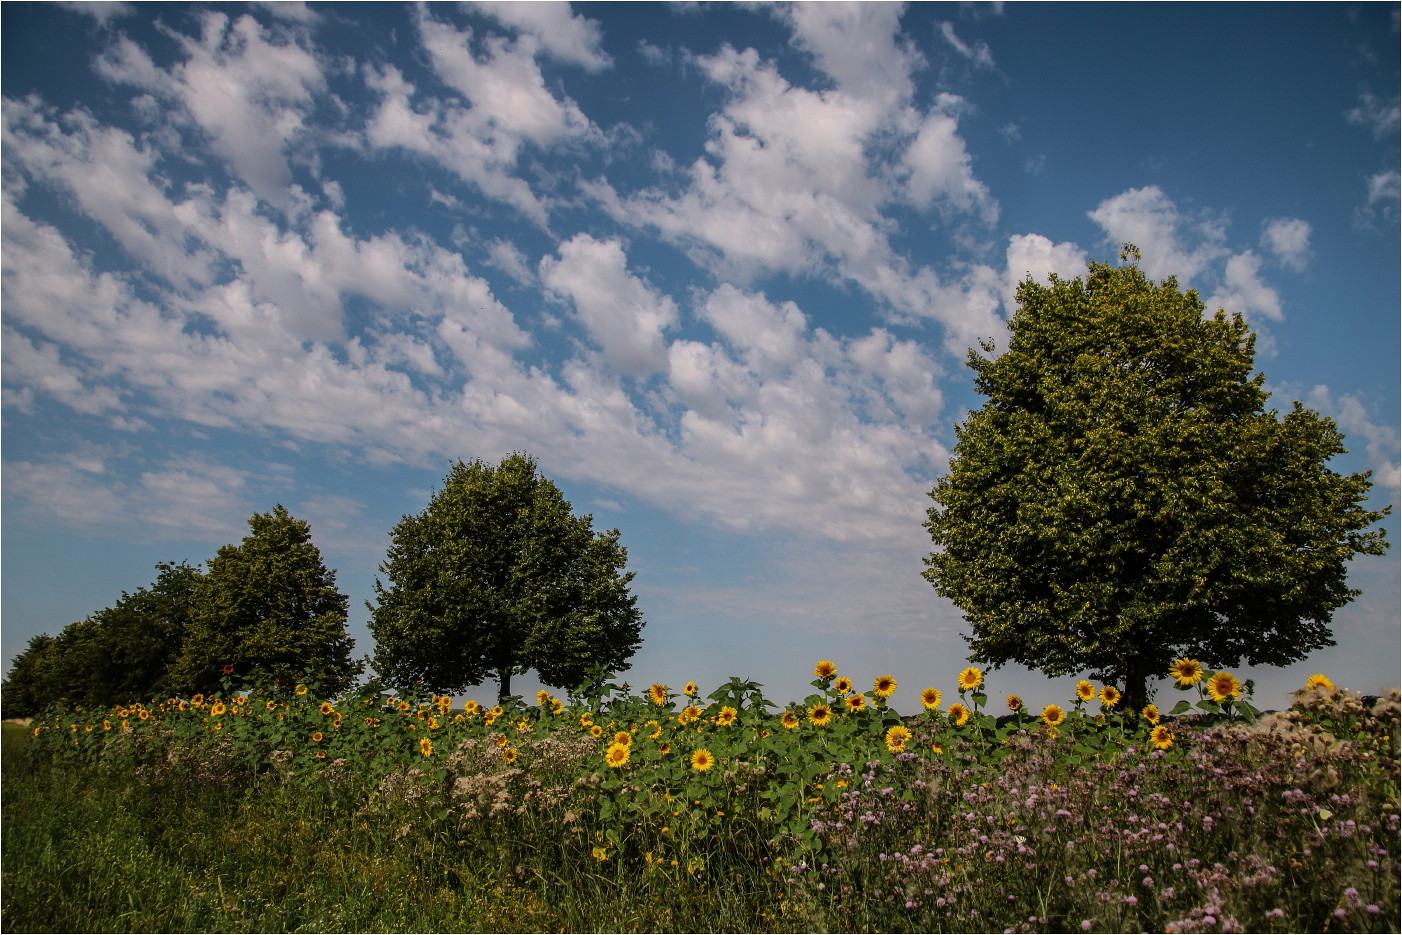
[948, 702, 971, 726]
[1042, 704, 1066, 728]
[536, 689, 552, 706]
[780, 710, 801, 729]
[210, 701, 227, 717]
[690, 748, 715, 771]
[265, 700, 278, 712]
[591, 846, 608, 861]
[931, 743, 943, 754]
[1303, 673, 1335, 693]
[1006, 694, 1023, 713]
[605, 742, 630, 768]
[1074, 680, 1096, 703]
[714, 706, 738, 727]
[501, 747, 519, 764]
[834, 676, 854, 695]
[958, 667, 983, 692]
[294, 684, 308, 696]
[311, 731, 324, 743]
[1150, 725, 1173, 750]
[1141, 704, 1161, 724]
[648, 683, 669, 706]
[809, 703, 834, 726]
[1169, 658, 1204, 687]
[873, 675, 897, 698]
[684, 681, 699, 697]
[814, 660, 837, 679]
[844, 693, 867, 712]
[1099, 685, 1121, 708]
[921, 687, 942, 710]
[419, 737, 433, 756]
[364, 717, 381, 728]
[885, 725, 912, 753]
[1206, 671, 1242, 703]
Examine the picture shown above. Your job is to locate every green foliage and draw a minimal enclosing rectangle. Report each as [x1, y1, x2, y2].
[370, 453, 644, 699]
[0, 562, 201, 716]
[924, 245, 1391, 702]
[170, 505, 357, 696]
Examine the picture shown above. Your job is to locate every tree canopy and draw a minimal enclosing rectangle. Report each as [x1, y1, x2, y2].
[169, 505, 358, 696]
[369, 453, 644, 700]
[923, 246, 1391, 706]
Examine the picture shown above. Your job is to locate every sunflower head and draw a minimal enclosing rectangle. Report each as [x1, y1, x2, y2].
[1141, 704, 1161, 724]
[948, 702, 971, 726]
[813, 660, 837, 679]
[1074, 680, 1096, 703]
[690, 748, 715, 771]
[589, 725, 604, 738]
[613, 730, 632, 746]
[1099, 685, 1122, 708]
[536, 690, 553, 706]
[873, 675, 897, 698]
[1006, 694, 1023, 713]
[1206, 671, 1242, 703]
[683, 681, 699, 697]
[501, 747, 519, 764]
[1302, 674, 1335, 694]
[780, 710, 801, 729]
[833, 676, 854, 695]
[920, 687, 942, 711]
[713, 706, 738, 727]
[1150, 725, 1173, 750]
[463, 699, 482, 715]
[957, 667, 983, 692]
[648, 683, 669, 706]
[844, 693, 867, 712]
[1041, 703, 1065, 728]
[884, 724, 912, 752]
[809, 703, 834, 726]
[605, 742, 630, 768]
[418, 737, 433, 757]
[1169, 658, 1204, 687]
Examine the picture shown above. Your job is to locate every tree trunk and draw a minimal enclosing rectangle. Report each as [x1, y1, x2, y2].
[1123, 656, 1148, 714]
[498, 666, 512, 702]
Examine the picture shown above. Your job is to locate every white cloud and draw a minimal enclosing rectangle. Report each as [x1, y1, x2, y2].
[1206, 251, 1283, 323]
[1357, 169, 1400, 226]
[1345, 92, 1400, 139]
[1087, 185, 1227, 282]
[1003, 232, 1088, 311]
[1260, 217, 1312, 271]
[1303, 385, 1401, 497]
[781, 3, 918, 106]
[469, 1, 613, 72]
[937, 21, 996, 69]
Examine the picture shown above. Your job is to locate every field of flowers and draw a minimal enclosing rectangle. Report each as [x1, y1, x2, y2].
[6, 662, 1399, 933]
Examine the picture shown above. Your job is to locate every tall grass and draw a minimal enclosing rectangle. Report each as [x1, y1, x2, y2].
[3, 667, 1398, 933]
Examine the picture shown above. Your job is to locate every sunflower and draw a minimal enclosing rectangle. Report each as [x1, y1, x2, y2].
[488, 705, 504, 719]
[1074, 680, 1096, 703]
[311, 731, 324, 743]
[501, 747, 519, 764]
[265, 700, 278, 712]
[658, 741, 672, 755]
[814, 660, 838, 679]
[714, 706, 739, 727]
[678, 705, 703, 725]
[834, 676, 854, 695]
[463, 699, 482, 715]
[210, 701, 227, 717]
[648, 683, 669, 706]
[1042, 704, 1066, 728]
[191, 694, 205, 707]
[536, 689, 553, 706]
[646, 719, 663, 739]
[1206, 671, 1242, 703]
[314, 751, 326, 759]
[551, 698, 565, 715]
[1141, 704, 1161, 724]
[780, 710, 801, 729]
[690, 748, 715, 771]
[684, 681, 699, 697]
[397, 700, 411, 713]
[319, 701, 336, 716]
[957, 667, 983, 692]
[427, 717, 439, 730]
[873, 675, 897, 698]
[884, 725, 912, 753]
[1099, 685, 1122, 709]
[418, 737, 433, 757]
[920, 687, 942, 711]
[1303, 674, 1335, 694]
[844, 693, 867, 712]
[1168, 658, 1205, 687]
[809, 703, 834, 726]
[294, 684, 308, 696]
[948, 702, 971, 726]
[589, 725, 605, 738]
[614, 730, 633, 746]
[1150, 725, 1173, 750]
[1006, 694, 1024, 713]
[605, 742, 630, 768]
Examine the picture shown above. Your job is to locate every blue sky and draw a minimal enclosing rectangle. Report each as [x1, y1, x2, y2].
[3, 2, 1397, 713]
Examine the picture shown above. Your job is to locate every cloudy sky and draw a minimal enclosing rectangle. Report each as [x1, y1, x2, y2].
[3, 2, 1397, 712]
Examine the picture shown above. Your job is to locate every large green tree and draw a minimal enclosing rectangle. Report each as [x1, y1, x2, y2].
[923, 246, 1391, 707]
[170, 506, 357, 696]
[370, 453, 644, 700]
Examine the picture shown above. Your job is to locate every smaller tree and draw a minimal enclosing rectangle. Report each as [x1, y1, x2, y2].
[370, 453, 644, 700]
[1, 633, 58, 717]
[170, 506, 358, 696]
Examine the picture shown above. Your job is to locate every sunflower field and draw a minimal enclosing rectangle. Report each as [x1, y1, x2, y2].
[4, 662, 1398, 933]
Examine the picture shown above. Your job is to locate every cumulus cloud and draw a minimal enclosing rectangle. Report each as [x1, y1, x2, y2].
[1087, 185, 1227, 282]
[1260, 217, 1312, 271]
[1205, 250, 1283, 323]
[1345, 92, 1400, 139]
[1303, 385, 1401, 497]
[470, 1, 613, 71]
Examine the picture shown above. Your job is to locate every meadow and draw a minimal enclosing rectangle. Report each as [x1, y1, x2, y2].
[3, 663, 1398, 933]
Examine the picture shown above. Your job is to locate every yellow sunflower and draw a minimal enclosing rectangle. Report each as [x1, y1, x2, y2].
[834, 676, 854, 695]
[873, 675, 897, 698]
[1303, 674, 1335, 694]
[501, 747, 519, 764]
[713, 706, 739, 727]
[690, 748, 715, 771]
[920, 687, 942, 711]
[589, 725, 605, 738]
[311, 731, 324, 743]
[1150, 725, 1173, 750]
[463, 699, 482, 715]
[1141, 704, 1161, 724]
[957, 667, 983, 692]
[683, 681, 699, 697]
[658, 741, 672, 755]
[1168, 658, 1204, 687]
[319, 701, 336, 716]
[648, 683, 669, 706]
[1206, 671, 1242, 703]
[809, 703, 834, 726]
[1074, 680, 1096, 703]
[813, 660, 837, 679]
[605, 742, 630, 768]
[646, 719, 663, 739]
[844, 693, 867, 712]
[210, 701, 227, 717]
[884, 725, 912, 753]
[536, 690, 553, 706]
[780, 710, 801, 729]
[1042, 704, 1066, 728]
[678, 705, 703, 725]
[1006, 694, 1023, 713]
[1099, 685, 1122, 709]
[294, 685, 308, 696]
[948, 702, 971, 726]
[551, 698, 565, 715]
[613, 730, 633, 746]
[418, 737, 433, 757]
